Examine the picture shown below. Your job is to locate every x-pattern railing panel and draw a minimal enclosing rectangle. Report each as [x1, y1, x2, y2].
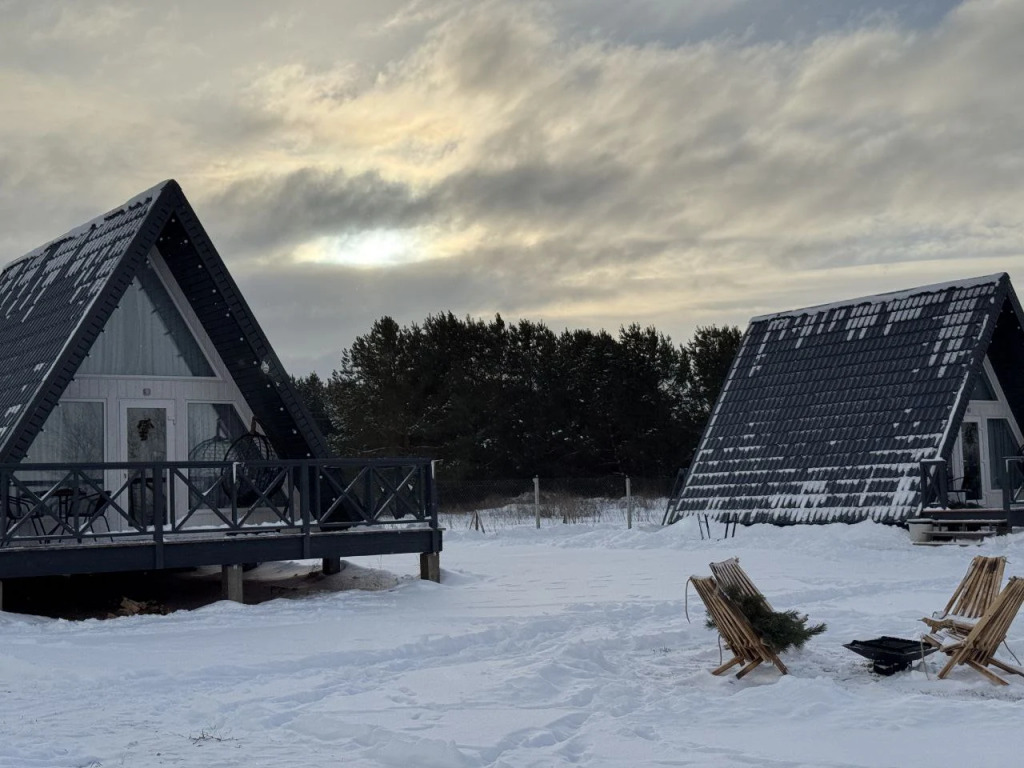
[372, 465, 425, 520]
[316, 463, 430, 526]
[318, 465, 375, 524]
[168, 466, 239, 531]
[3, 468, 143, 543]
[919, 458, 949, 509]
[233, 466, 295, 527]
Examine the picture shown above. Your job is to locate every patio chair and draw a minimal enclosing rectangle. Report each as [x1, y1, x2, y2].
[920, 555, 1005, 636]
[923, 576, 1024, 685]
[689, 575, 789, 678]
[710, 557, 774, 611]
[62, 488, 112, 543]
[1, 495, 44, 542]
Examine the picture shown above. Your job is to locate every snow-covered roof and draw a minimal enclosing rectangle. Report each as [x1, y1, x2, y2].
[0, 185, 166, 453]
[672, 273, 1024, 524]
[0, 181, 328, 462]
[749, 274, 1006, 322]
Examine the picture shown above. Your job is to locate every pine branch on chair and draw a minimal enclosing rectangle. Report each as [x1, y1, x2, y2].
[707, 587, 826, 654]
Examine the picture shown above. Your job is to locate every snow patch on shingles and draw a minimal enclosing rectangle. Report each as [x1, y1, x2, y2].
[684, 278, 1004, 526]
[752, 273, 1003, 323]
[0, 191, 159, 454]
[937, 310, 990, 456]
[0, 183, 167, 275]
[685, 452, 930, 522]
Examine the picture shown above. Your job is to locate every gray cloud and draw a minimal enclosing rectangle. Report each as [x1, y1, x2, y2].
[205, 169, 435, 256]
[240, 243, 647, 375]
[4, 0, 1024, 376]
[433, 161, 634, 227]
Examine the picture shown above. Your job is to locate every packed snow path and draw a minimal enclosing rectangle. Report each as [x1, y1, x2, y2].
[3, 519, 1024, 767]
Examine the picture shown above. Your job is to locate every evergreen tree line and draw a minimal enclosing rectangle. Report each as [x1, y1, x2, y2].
[292, 314, 742, 481]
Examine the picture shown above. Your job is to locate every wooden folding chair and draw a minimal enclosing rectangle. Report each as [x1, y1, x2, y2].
[690, 575, 789, 679]
[920, 555, 1005, 636]
[924, 576, 1024, 685]
[710, 557, 774, 611]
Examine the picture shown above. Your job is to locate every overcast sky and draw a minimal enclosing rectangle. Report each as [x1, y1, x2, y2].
[1, 0, 1022, 375]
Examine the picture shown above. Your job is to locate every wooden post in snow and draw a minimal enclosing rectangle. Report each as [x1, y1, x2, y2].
[221, 564, 244, 603]
[420, 552, 440, 582]
[627, 476, 633, 529]
[534, 476, 541, 528]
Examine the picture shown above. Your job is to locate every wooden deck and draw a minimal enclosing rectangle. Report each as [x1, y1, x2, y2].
[0, 458, 442, 584]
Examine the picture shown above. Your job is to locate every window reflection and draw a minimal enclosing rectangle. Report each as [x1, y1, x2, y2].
[23, 401, 105, 488]
[25, 401, 104, 464]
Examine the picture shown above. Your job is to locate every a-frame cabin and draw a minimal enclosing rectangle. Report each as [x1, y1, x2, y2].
[0, 181, 323, 473]
[0, 181, 441, 597]
[666, 274, 1024, 525]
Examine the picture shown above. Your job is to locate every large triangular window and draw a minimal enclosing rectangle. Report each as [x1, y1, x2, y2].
[78, 262, 214, 377]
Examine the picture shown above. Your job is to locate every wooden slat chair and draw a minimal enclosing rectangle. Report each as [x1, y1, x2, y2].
[690, 575, 789, 679]
[920, 555, 1005, 636]
[924, 576, 1024, 685]
[710, 557, 774, 611]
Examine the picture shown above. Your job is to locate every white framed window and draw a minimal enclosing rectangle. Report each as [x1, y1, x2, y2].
[187, 402, 249, 461]
[24, 400, 105, 464]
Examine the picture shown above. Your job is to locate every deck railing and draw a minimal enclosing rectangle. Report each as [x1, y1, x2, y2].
[920, 456, 1024, 514]
[1001, 457, 1024, 512]
[0, 457, 438, 549]
[919, 458, 952, 509]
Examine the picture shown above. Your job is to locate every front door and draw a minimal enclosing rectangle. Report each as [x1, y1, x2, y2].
[120, 400, 175, 527]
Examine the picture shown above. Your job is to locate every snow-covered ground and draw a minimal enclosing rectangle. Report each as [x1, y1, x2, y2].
[3, 516, 1024, 767]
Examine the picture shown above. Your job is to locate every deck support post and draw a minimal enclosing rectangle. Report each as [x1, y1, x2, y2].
[420, 552, 440, 583]
[221, 564, 244, 603]
[322, 557, 342, 575]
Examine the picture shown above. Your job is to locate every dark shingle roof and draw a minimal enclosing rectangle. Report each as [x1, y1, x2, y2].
[674, 274, 1016, 523]
[0, 181, 329, 462]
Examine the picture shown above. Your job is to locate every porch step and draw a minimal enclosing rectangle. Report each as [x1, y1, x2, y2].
[909, 517, 1008, 545]
[926, 530, 991, 540]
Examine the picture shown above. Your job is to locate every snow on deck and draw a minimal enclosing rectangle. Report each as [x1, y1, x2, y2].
[2, 517, 1024, 767]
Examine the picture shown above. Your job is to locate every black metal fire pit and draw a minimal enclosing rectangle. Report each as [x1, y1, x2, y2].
[844, 636, 938, 675]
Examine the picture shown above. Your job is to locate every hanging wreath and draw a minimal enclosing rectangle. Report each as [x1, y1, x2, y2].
[137, 418, 154, 442]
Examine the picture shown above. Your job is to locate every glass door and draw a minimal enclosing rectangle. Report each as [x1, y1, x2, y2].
[120, 401, 175, 528]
